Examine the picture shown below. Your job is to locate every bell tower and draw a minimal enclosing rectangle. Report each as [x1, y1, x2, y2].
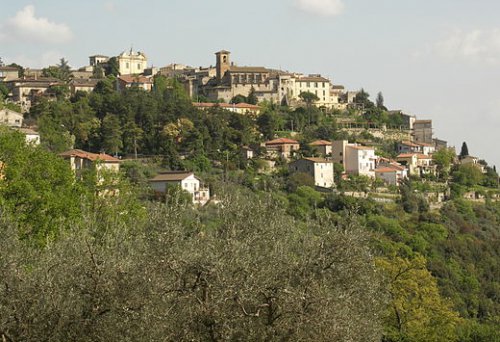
[215, 50, 230, 83]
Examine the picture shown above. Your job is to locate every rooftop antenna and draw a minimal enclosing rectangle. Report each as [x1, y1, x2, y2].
[130, 45, 133, 54]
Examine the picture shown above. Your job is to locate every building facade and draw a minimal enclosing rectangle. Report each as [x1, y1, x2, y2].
[289, 157, 334, 188]
[117, 50, 148, 75]
[149, 171, 210, 205]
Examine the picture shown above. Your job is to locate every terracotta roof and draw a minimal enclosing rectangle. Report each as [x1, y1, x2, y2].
[302, 157, 333, 163]
[397, 153, 430, 159]
[400, 141, 420, 147]
[59, 149, 120, 162]
[375, 163, 406, 172]
[0, 66, 19, 71]
[149, 171, 194, 182]
[265, 137, 299, 145]
[396, 153, 418, 158]
[309, 140, 331, 146]
[118, 75, 152, 84]
[234, 103, 260, 109]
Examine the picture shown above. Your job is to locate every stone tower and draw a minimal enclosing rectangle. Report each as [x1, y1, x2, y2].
[215, 50, 230, 83]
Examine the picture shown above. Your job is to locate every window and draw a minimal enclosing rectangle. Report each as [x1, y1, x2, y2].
[126, 62, 129, 68]
[307, 82, 310, 87]
[137, 63, 141, 69]
[315, 82, 318, 87]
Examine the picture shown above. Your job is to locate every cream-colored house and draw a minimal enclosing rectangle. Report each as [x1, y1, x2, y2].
[397, 141, 435, 155]
[289, 157, 334, 189]
[5, 77, 63, 112]
[70, 79, 99, 95]
[396, 153, 435, 176]
[265, 138, 300, 160]
[374, 164, 407, 185]
[286, 75, 335, 108]
[59, 149, 120, 180]
[149, 171, 210, 205]
[117, 50, 147, 75]
[0, 108, 23, 127]
[309, 140, 332, 156]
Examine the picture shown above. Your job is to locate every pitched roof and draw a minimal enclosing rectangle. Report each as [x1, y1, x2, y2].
[59, 149, 120, 162]
[399, 140, 420, 147]
[375, 163, 406, 173]
[309, 140, 331, 146]
[149, 171, 194, 182]
[296, 76, 330, 82]
[265, 137, 299, 145]
[397, 153, 430, 159]
[118, 75, 152, 84]
[229, 66, 270, 73]
[302, 157, 333, 163]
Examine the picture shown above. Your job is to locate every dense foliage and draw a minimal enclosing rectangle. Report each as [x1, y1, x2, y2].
[0, 80, 498, 341]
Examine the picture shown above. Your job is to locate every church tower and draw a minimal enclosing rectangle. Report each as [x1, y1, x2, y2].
[215, 50, 230, 83]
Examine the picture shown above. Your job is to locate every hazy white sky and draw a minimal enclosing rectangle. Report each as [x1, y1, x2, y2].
[1, 0, 499, 167]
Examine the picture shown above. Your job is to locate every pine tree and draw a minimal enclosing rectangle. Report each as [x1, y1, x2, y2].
[376, 91, 385, 109]
[459, 141, 469, 158]
[247, 86, 258, 105]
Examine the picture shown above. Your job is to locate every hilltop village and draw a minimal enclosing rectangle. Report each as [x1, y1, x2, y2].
[0, 49, 497, 206]
[1, 49, 499, 341]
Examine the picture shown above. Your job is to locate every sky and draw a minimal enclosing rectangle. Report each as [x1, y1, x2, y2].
[1, 0, 499, 167]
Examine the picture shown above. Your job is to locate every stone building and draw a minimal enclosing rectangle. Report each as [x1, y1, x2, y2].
[289, 157, 334, 189]
[412, 120, 433, 144]
[196, 50, 339, 108]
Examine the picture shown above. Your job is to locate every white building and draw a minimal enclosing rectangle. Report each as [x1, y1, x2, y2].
[0, 108, 23, 127]
[332, 140, 375, 177]
[289, 157, 334, 189]
[374, 164, 407, 185]
[14, 127, 40, 145]
[345, 145, 376, 178]
[117, 49, 147, 75]
[149, 171, 210, 205]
